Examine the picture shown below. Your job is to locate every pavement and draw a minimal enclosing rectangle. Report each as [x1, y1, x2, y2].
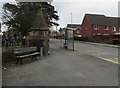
[2, 39, 118, 86]
[75, 41, 120, 48]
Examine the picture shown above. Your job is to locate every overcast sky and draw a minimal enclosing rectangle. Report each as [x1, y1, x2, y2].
[53, 0, 119, 29]
[0, 0, 119, 31]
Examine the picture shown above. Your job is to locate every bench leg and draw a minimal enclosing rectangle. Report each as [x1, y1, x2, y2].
[31, 56, 34, 60]
[31, 56, 37, 60]
[35, 56, 37, 60]
[20, 59, 22, 64]
[16, 58, 19, 64]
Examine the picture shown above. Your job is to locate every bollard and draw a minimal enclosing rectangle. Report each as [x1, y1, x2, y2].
[40, 47, 43, 56]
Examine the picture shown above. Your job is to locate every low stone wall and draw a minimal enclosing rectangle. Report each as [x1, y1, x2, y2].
[2, 48, 16, 63]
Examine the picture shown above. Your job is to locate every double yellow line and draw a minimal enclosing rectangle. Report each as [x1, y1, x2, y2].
[99, 57, 119, 64]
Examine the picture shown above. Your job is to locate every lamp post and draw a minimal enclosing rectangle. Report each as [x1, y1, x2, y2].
[70, 13, 74, 51]
[70, 13, 72, 25]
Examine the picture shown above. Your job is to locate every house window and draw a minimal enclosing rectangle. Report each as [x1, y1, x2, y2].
[113, 27, 116, 31]
[103, 34, 109, 36]
[77, 30, 80, 33]
[94, 25, 99, 30]
[105, 26, 109, 30]
[119, 28, 120, 31]
[97, 33, 101, 35]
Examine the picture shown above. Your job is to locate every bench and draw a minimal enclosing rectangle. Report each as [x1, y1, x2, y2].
[13, 46, 40, 64]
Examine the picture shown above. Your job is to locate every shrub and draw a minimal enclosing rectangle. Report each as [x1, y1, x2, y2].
[74, 36, 89, 41]
[112, 39, 120, 44]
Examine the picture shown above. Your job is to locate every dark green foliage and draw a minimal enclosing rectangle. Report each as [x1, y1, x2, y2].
[112, 39, 120, 44]
[2, 2, 59, 36]
[74, 36, 89, 41]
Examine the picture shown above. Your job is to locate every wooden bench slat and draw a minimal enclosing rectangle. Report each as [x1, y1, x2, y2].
[16, 52, 40, 58]
[14, 46, 40, 64]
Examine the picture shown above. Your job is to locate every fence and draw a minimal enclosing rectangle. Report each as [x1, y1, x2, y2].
[2, 38, 25, 47]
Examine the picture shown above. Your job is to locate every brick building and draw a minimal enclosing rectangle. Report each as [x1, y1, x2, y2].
[67, 24, 82, 37]
[81, 14, 120, 43]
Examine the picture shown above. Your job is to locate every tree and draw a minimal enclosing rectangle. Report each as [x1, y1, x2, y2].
[2, 2, 59, 36]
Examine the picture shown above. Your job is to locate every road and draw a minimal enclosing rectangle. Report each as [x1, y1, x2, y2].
[59, 39, 119, 64]
[2, 39, 118, 86]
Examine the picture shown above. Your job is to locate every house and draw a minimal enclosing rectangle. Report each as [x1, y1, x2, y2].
[67, 24, 82, 37]
[81, 14, 120, 43]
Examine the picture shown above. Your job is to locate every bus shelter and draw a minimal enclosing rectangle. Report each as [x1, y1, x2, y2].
[62, 27, 75, 50]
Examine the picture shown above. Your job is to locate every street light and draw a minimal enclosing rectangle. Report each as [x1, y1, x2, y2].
[70, 13, 72, 25]
[70, 13, 74, 51]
